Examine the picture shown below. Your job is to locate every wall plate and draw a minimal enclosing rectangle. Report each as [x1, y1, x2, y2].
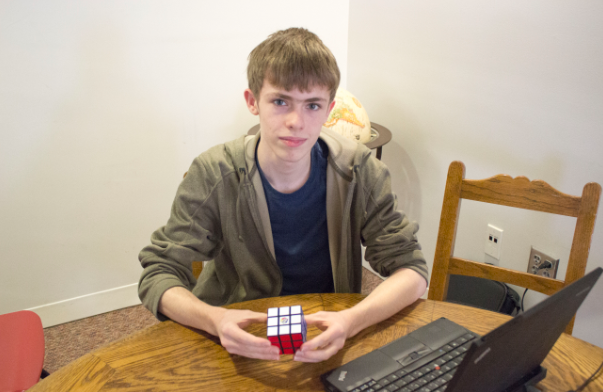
[527, 247, 559, 279]
[485, 224, 503, 260]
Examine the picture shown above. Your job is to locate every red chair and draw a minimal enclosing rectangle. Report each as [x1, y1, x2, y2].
[0, 310, 47, 392]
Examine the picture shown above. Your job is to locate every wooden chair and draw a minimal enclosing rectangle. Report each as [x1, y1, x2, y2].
[192, 262, 204, 279]
[428, 161, 601, 334]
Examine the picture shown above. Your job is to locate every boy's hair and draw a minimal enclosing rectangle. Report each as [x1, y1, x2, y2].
[248, 28, 340, 102]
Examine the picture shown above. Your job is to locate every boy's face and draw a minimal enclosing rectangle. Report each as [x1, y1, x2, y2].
[245, 80, 335, 169]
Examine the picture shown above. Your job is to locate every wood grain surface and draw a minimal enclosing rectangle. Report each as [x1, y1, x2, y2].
[29, 295, 603, 391]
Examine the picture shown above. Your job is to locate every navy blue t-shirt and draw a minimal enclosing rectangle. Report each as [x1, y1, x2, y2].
[257, 140, 334, 295]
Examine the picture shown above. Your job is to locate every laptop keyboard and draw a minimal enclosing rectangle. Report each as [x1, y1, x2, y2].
[348, 333, 477, 392]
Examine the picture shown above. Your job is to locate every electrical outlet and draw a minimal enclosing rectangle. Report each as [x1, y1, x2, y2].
[485, 224, 503, 260]
[527, 247, 559, 279]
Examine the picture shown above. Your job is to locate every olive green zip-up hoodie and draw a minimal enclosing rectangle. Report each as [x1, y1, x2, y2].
[138, 128, 427, 320]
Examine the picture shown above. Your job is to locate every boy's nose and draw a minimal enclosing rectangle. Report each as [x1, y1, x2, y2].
[286, 108, 304, 130]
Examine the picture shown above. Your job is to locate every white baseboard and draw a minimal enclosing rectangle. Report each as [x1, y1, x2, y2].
[27, 283, 141, 328]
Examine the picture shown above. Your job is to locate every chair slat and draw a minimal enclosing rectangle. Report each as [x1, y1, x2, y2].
[449, 257, 564, 296]
[461, 175, 581, 217]
[192, 261, 204, 279]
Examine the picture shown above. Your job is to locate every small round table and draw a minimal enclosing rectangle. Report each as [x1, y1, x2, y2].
[247, 122, 392, 160]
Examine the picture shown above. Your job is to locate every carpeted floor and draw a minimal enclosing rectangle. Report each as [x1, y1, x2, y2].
[43, 304, 160, 374]
[42, 267, 384, 374]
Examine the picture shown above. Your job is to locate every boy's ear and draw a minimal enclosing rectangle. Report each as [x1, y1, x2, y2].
[327, 100, 336, 114]
[244, 89, 259, 116]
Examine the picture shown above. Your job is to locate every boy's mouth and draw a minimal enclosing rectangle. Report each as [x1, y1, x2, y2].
[280, 137, 306, 147]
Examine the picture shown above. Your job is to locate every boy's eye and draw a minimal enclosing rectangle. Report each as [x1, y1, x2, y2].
[273, 99, 286, 106]
[308, 103, 320, 110]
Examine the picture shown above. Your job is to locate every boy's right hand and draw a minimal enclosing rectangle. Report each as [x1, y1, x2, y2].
[212, 308, 281, 361]
[158, 287, 280, 361]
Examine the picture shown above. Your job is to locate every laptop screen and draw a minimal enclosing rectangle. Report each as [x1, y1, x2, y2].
[446, 267, 602, 392]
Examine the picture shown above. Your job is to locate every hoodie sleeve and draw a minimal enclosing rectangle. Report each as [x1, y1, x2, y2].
[360, 158, 429, 284]
[138, 154, 224, 320]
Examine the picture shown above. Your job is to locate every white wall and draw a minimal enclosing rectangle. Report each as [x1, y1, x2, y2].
[3, 0, 601, 349]
[0, 0, 349, 326]
[349, 0, 603, 347]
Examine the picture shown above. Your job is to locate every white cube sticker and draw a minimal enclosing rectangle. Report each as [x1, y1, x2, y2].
[267, 326, 278, 336]
[279, 306, 290, 316]
[279, 325, 290, 335]
[267, 317, 278, 327]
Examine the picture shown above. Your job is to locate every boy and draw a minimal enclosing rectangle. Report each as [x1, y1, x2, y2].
[138, 27, 428, 362]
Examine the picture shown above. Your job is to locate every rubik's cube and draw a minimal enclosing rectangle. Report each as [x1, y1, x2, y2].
[266, 305, 307, 354]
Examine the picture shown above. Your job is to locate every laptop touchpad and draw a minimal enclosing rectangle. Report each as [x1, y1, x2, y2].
[411, 318, 469, 350]
[380, 336, 427, 361]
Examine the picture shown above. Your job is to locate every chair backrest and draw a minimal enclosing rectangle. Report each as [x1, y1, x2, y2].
[0, 310, 45, 391]
[428, 161, 601, 334]
[192, 262, 204, 279]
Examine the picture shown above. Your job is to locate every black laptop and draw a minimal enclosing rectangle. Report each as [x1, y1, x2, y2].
[321, 267, 602, 392]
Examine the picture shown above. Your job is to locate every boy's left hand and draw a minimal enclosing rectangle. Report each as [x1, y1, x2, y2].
[293, 310, 354, 362]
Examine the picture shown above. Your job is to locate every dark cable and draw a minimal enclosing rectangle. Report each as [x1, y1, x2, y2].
[520, 288, 528, 313]
[568, 359, 603, 392]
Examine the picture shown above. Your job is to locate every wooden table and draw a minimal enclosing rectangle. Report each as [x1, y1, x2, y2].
[30, 295, 603, 391]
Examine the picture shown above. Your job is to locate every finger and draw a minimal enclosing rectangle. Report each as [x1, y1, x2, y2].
[227, 343, 281, 361]
[235, 311, 268, 328]
[303, 312, 325, 325]
[221, 329, 281, 360]
[299, 328, 338, 351]
[244, 311, 269, 322]
[294, 343, 339, 363]
[222, 324, 272, 348]
[303, 313, 330, 331]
